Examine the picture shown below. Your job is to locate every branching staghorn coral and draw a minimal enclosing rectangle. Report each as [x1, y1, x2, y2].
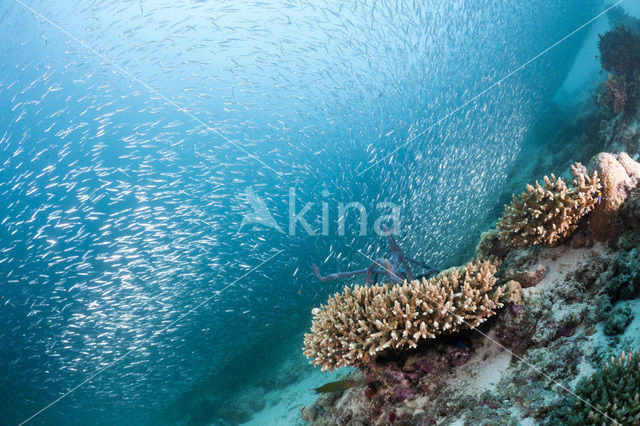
[548, 351, 640, 425]
[303, 259, 504, 371]
[497, 163, 600, 247]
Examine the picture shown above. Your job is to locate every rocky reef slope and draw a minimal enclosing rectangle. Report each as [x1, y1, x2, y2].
[300, 17, 640, 425]
[301, 153, 640, 425]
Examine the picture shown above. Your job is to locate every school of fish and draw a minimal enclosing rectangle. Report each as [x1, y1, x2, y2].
[0, 0, 602, 424]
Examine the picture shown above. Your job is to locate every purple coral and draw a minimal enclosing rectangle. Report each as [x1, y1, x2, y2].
[446, 348, 470, 367]
[393, 382, 414, 400]
[415, 358, 434, 373]
[374, 363, 423, 402]
[509, 303, 525, 316]
[389, 369, 405, 382]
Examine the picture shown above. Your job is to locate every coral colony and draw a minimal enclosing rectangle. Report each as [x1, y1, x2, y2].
[496, 163, 600, 247]
[299, 20, 640, 426]
[549, 351, 640, 425]
[304, 259, 504, 371]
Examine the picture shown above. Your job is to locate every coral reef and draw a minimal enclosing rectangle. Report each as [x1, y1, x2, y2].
[304, 238, 637, 426]
[303, 169, 640, 425]
[300, 405, 318, 422]
[496, 163, 600, 247]
[598, 25, 640, 79]
[586, 21, 640, 156]
[619, 187, 640, 232]
[505, 264, 547, 288]
[548, 351, 640, 425]
[601, 240, 640, 302]
[597, 22, 640, 117]
[502, 280, 523, 305]
[603, 304, 633, 336]
[616, 151, 640, 179]
[475, 228, 510, 260]
[303, 259, 504, 371]
[599, 74, 631, 114]
[588, 152, 638, 240]
[300, 20, 640, 424]
[300, 33, 640, 420]
[494, 152, 640, 245]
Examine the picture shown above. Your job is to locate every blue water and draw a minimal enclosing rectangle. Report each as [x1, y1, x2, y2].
[0, 0, 613, 424]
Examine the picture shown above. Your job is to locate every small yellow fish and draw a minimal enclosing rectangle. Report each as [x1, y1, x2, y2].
[313, 379, 359, 393]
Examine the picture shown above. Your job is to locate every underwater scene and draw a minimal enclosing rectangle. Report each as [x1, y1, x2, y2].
[2, 0, 640, 425]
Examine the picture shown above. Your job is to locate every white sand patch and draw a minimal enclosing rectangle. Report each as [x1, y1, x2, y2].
[523, 244, 605, 297]
[570, 358, 595, 387]
[449, 330, 513, 395]
[447, 417, 465, 426]
[239, 368, 352, 426]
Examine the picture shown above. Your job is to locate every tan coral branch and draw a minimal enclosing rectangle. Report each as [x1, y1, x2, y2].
[303, 259, 504, 371]
[496, 163, 600, 247]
